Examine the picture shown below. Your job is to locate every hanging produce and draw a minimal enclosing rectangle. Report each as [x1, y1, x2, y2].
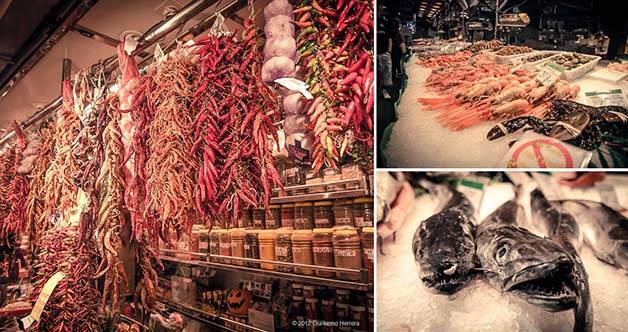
[31, 226, 102, 331]
[292, 0, 374, 173]
[0, 122, 29, 240]
[116, 42, 139, 184]
[191, 17, 282, 226]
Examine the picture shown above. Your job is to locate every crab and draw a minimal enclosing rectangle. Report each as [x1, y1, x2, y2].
[487, 100, 628, 150]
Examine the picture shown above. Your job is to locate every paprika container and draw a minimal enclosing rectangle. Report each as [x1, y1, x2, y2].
[305, 170, 325, 194]
[332, 227, 363, 281]
[323, 168, 343, 191]
[281, 203, 295, 228]
[312, 228, 335, 278]
[335, 289, 351, 304]
[321, 299, 336, 323]
[275, 228, 293, 272]
[238, 209, 252, 228]
[291, 230, 314, 275]
[244, 230, 260, 268]
[265, 204, 281, 229]
[209, 228, 221, 262]
[351, 305, 368, 331]
[333, 199, 354, 227]
[195, 225, 209, 257]
[353, 197, 374, 228]
[336, 303, 351, 331]
[360, 227, 374, 282]
[341, 163, 363, 189]
[293, 202, 314, 230]
[258, 230, 277, 270]
[292, 283, 303, 297]
[229, 228, 245, 266]
[313, 201, 335, 228]
[292, 295, 305, 319]
[217, 229, 232, 264]
[305, 298, 320, 320]
[252, 208, 266, 229]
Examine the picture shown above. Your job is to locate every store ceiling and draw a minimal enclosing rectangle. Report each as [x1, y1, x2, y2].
[0, 0, 267, 130]
[417, 0, 445, 19]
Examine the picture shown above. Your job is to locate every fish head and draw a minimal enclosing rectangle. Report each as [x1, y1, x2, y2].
[477, 225, 578, 311]
[413, 210, 477, 294]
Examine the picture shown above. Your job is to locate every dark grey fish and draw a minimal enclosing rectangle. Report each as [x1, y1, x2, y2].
[412, 185, 477, 294]
[557, 199, 628, 271]
[531, 190, 593, 332]
[477, 196, 583, 329]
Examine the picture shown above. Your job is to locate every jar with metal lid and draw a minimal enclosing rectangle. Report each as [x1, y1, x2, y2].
[333, 199, 354, 227]
[313, 201, 335, 228]
[321, 299, 336, 323]
[293, 202, 314, 229]
[292, 283, 303, 297]
[353, 197, 374, 227]
[335, 289, 351, 304]
[360, 227, 374, 282]
[305, 170, 325, 194]
[244, 230, 260, 268]
[258, 230, 277, 270]
[238, 209, 252, 228]
[291, 230, 314, 275]
[302, 285, 316, 298]
[265, 205, 281, 229]
[275, 228, 293, 272]
[217, 229, 232, 264]
[305, 298, 319, 320]
[312, 228, 335, 278]
[252, 209, 266, 229]
[333, 227, 363, 281]
[341, 163, 363, 189]
[197, 226, 210, 257]
[323, 168, 343, 191]
[351, 305, 368, 331]
[209, 229, 221, 262]
[281, 203, 294, 228]
[292, 296, 305, 317]
[230, 228, 246, 266]
[336, 303, 351, 330]
[284, 165, 304, 186]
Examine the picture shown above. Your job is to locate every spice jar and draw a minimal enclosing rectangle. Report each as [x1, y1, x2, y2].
[292, 283, 303, 297]
[360, 227, 374, 282]
[321, 299, 336, 323]
[197, 226, 210, 257]
[244, 230, 260, 268]
[333, 227, 363, 281]
[209, 229, 221, 262]
[285, 165, 303, 186]
[333, 199, 354, 227]
[238, 209, 252, 228]
[306, 170, 325, 194]
[217, 229, 232, 264]
[312, 228, 335, 278]
[266, 205, 281, 229]
[341, 163, 363, 189]
[258, 230, 277, 270]
[275, 228, 293, 272]
[303, 285, 316, 298]
[368, 307, 374, 332]
[313, 201, 335, 228]
[351, 305, 368, 331]
[305, 298, 319, 320]
[230, 228, 245, 266]
[281, 203, 294, 228]
[292, 295, 305, 317]
[291, 230, 314, 275]
[336, 303, 351, 330]
[252, 209, 266, 229]
[293, 202, 314, 229]
[335, 289, 351, 304]
[353, 197, 374, 227]
[323, 168, 343, 191]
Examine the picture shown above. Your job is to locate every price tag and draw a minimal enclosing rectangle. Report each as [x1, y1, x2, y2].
[274, 77, 314, 100]
[584, 89, 628, 107]
[535, 61, 564, 87]
[21, 272, 66, 329]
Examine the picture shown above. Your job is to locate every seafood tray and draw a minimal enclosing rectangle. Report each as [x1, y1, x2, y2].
[542, 52, 601, 81]
[513, 51, 562, 70]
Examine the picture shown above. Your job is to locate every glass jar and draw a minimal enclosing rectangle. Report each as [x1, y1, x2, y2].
[312, 228, 335, 278]
[353, 197, 374, 227]
[285, 165, 303, 186]
[209, 229, 221, 262]
[303, 285, 316, 298]
[341, 163, 363, 189]
[333, 199, 354, 227]
[361, 227, 374, 282]
[238, 209, 252, 228]
[291, 230, 314, 275]
[244, 230, 260, 268]
[292, 296, 305, 317]
[336, 303, 350, 326]
[217, 229, 232, 264]
[306, 170, 325, 194]
[321, 299, 336, 323]
[292, 283, 303, 297]
[252, 209, 266, 229]
[258, 230, 277, 270]
[313, 201, 334, 228]
[266, 204, 281, 229]
[197, 226, 210, 256]
[275, 228, 293, 272]
[323, 168, 343, 191]
[336, 289, 351, 304]
[294, 202, 314, 229]
[333, 227, 363, 281]
[281, 203, 295, 228]
[305, 298, 319, 320]
[230, 228, 245, 266]
[351, 305, 368, 331]
[368, 307, 374, 332]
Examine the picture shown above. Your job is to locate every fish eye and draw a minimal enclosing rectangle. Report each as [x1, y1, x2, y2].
[495, 243, 509, 263]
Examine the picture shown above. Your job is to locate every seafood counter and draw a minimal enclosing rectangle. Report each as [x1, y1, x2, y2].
[377, 172, 628, 332]
[383, 41, 628, 168]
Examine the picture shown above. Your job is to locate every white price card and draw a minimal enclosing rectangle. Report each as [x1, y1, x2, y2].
[535, 61, 564, 87]
[21, 272, 66, 329]
[274, 77, 314, 100]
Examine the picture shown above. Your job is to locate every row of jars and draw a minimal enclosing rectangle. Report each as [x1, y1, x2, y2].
[207, 226, 374, 282]
[243, 197, 373, 230]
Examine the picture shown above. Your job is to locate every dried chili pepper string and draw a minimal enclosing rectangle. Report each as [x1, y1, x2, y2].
[0, 122, 30, 241]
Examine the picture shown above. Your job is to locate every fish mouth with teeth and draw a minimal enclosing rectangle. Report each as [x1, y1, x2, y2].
[422, 266, 476, 294]
[505, 257, 577, 311]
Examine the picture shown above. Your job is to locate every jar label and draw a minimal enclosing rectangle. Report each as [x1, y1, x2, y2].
[219, 243, 231, 249]
[315, 218, 330, 226]
[199, 242, 208, 249]
[313, 246, 333, 254]
[244, 244, 251, 250]
[364, 248, 374, 261]
[275, 246, 289, 257]
[334, 249, 357, 257]
[355, 217, 368, 227]
[336, 217, 352, 225]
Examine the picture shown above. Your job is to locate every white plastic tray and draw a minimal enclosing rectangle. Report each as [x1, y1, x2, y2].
[515, 51, 562, 71]
[492, 50, 535, 64]
[540, 53, 601, 81]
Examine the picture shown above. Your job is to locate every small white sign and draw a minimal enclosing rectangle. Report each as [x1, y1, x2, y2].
[274, 77, 314, 100]
[535, 62, 563, 87]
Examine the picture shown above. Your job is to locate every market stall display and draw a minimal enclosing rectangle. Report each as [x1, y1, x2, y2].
[0, 0, 374, 330]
